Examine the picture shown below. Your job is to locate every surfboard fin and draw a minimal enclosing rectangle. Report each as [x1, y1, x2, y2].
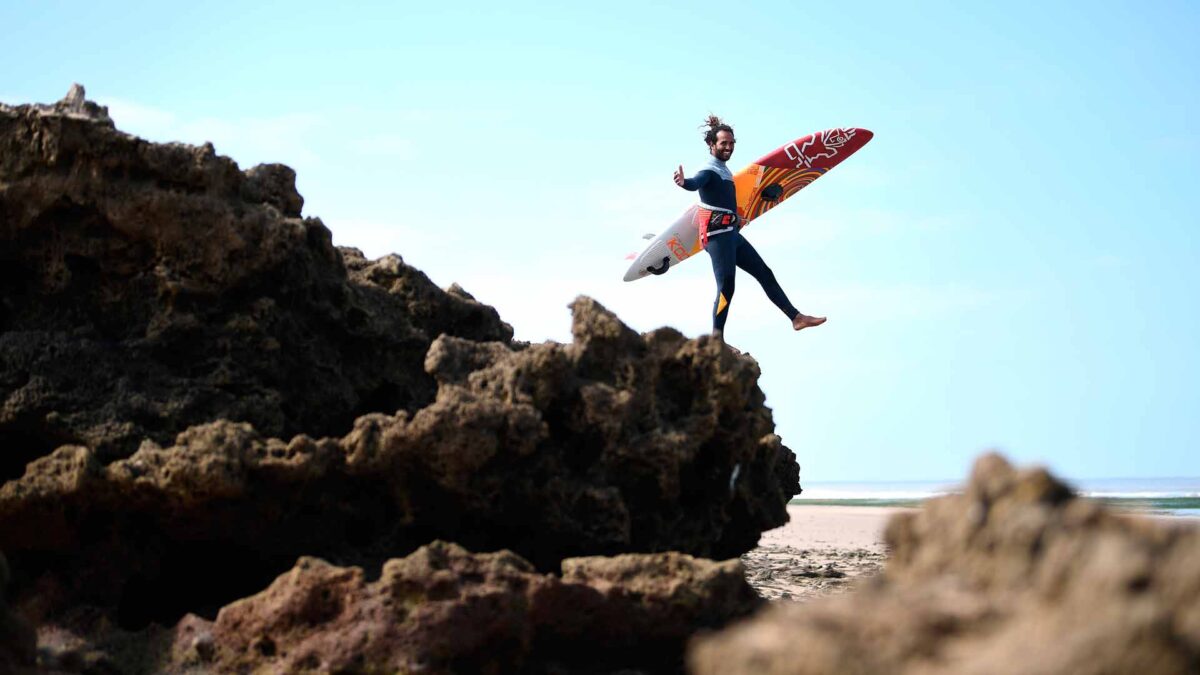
[642, 233, 655, 240]
[646, 257, 670, 275]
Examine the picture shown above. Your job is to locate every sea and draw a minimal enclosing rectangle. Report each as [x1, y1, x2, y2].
[793, 477, 1200, 518]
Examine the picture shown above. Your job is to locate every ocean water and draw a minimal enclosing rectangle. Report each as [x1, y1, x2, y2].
[793, 477, 1200, 518]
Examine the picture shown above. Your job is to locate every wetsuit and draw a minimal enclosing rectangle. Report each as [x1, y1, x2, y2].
[682, 157, 800, 332]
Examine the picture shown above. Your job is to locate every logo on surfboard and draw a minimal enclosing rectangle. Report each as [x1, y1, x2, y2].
[783, 128, 859, 169]
[666, 235, 687, 260]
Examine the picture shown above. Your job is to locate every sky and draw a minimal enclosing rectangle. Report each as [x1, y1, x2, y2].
[3, 0, 1197, 483]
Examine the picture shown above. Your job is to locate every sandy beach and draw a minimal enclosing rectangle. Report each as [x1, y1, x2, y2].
[741, 505, 914, 602]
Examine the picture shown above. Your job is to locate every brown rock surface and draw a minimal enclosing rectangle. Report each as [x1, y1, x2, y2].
[0, 85, 512, 475]
[0, 297, 796, 628]
[35, 542, 760, 674]
[689, 454, 1200, 674]
[203, 542, 758, 674]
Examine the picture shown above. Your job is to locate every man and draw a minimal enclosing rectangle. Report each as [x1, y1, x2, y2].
[674, 115, 826, 338]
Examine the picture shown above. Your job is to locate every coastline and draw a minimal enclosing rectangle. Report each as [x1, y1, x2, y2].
[764, 505, 914, 552]
[743, 501, 1199, 603]
[742, 504, 913, 602]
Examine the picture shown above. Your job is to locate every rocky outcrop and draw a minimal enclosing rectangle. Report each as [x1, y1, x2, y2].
[0, 83, 114, 127]
[0, 84, 512, 476]
[33, 542, 759, 674]
[0, 297, 796, 628]
[0, 87, 799, 672]
[210, 542, 759, 673]
[689, 454, 1200, 675]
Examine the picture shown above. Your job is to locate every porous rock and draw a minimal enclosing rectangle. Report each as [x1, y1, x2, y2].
[0, 83, 114, 127]
[0, 85, 511, 476]
[205, 542, 757, 673]
[1, 297, 796, 628]
[37, 542, 759, 674]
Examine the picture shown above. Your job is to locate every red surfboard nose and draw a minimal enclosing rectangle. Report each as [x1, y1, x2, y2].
[755, 127, 874, 171]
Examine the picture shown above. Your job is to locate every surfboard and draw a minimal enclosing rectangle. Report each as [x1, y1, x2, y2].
[623, 127, 874, 282]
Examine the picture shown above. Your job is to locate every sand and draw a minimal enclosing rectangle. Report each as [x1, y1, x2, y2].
[741, 505, 914, 602]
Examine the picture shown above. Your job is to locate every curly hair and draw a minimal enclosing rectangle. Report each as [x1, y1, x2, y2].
[701, 115, 734, 146]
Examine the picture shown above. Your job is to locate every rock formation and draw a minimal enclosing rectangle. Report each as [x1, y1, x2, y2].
[689, 454, 1200, 674]
[34, 542, 760, 673]
[0, 309, 796, 628]
[0, 83, 512, 474]
[0, 87, 798, 672]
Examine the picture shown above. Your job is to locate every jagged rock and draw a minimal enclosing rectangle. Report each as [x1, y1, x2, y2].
[0, 297, 796, 628]
[689, 454, 1200, 674]
[240, 163, 304, 218]
[0, 89, 511, 477]
[561, 551, 763, 645]
[34, 542, 760, 674]
[0, 84, 114, 127]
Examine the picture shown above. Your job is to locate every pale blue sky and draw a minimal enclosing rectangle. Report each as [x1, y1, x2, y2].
[3, 1, 1197, 482]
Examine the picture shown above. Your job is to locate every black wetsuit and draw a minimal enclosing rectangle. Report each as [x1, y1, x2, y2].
[682, 157, 800, 332]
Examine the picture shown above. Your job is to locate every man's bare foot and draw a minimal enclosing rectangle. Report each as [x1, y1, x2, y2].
[793, 314, 826, 331]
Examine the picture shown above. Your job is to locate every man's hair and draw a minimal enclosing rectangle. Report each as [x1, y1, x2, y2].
[702, 115, 734, 146]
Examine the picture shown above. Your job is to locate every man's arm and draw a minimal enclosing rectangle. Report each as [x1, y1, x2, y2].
[675, 166, 713, 191]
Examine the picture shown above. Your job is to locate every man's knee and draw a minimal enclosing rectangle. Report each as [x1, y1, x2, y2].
[751, 265, 777, 285]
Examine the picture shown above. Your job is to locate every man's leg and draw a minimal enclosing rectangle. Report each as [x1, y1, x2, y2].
[705, 232, 737, 336]
[734, 234, 826, 331]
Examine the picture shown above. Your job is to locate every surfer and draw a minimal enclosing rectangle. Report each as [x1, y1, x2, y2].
[674, 115, 826, 338]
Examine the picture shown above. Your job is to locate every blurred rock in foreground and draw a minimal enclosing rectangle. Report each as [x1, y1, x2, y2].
[690, 453, 1200, 674]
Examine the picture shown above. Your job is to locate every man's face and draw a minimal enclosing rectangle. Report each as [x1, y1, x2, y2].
[709, 130, 735, 161]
